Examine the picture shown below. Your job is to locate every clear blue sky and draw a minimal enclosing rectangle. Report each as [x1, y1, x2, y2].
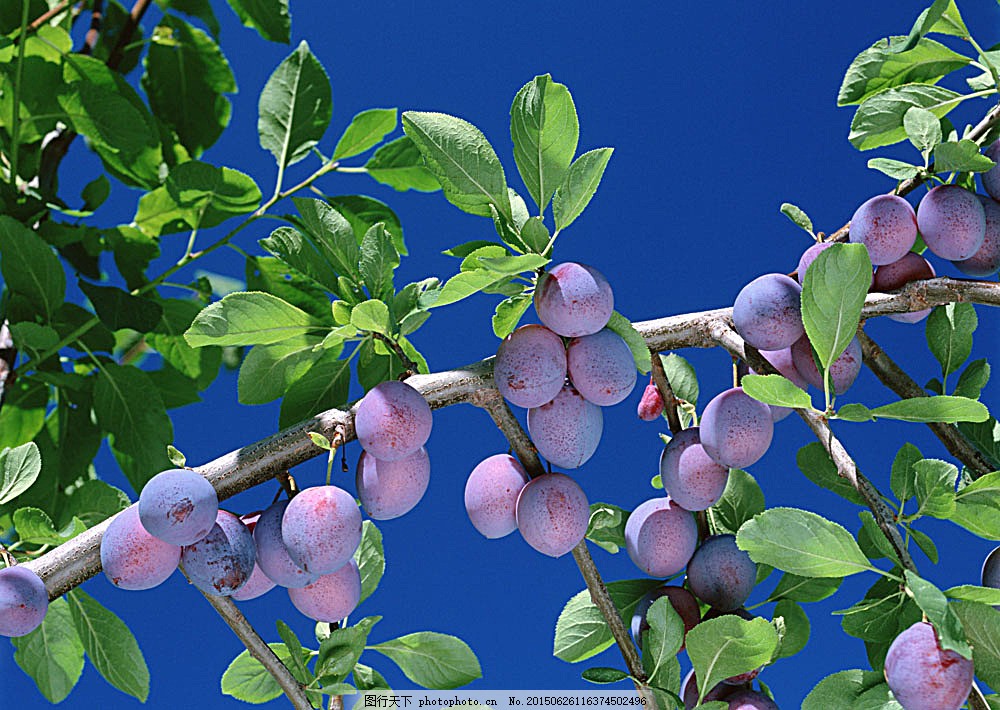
[3, 1, 999, 707]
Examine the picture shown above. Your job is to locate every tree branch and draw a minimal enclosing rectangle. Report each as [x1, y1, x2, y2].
[469, 387, 658, 709]
[81, 0, 103, 56]
[198, 590, 313, 710]
[648, 348, 683, 436]
[857, 329, 995, 478]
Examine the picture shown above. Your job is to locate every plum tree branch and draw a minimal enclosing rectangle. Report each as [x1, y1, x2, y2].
[857, 328, 995, 478]
[24, 276, 1000, 597]
[469, 387, 658, 709]
[198, 590, 313, 710]
[648, 348, 683, 436]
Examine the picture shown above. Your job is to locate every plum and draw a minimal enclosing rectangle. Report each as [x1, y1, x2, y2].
[252, 501, 318, 588]
[983, 139, 1000, 201]
[884, 621, 974, 710]
[567, 328, 636, 406]
[849, 194, 918, 265]
[726, 690, 779, 709]
[637, 379, 664, 421]
[681, 670, 740, 709]
[229, 512, 276, 601]
[101, 505, 180, 590]
[686, 534, 756, 612]
[790, 334, 862, 395]
[138, 468, 218, 546]
[527, 384, 602, 469]
[464, 454, 530, 539]
[699, 388, 773, 469]
[631, 585, 701, 648]
[872, 252, 936, 323]
[917, 185, 986, 261]
[515, 473, 589, 557]
[953, 195, 1000, 277]
[658, 427, 729, 511]
[624, 497, 699, 577]
[181, 510, 256, 596]
[754, 347, 809, 421]
[732, 273, 804, 351]
[282, 486, 362, 575]
[493, 325, 567, 408]
[0, 566, 48, 637]
[796, 242, 834, 285]
[354, 380, 432, 461]
[356, 447, 430, 520]
[982, 545, 1000, 609]
[534, 262, 614, 337]
[288, 560, 361, 623]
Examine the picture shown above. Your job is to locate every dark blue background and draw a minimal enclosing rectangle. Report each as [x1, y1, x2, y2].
[3, 0, 1000, 707]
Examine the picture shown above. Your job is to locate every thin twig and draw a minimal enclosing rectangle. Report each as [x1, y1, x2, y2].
[371, 332, 421, 376]
[80, 0, 103, 56]
[197, 591, 312, 710]
[26, 0, 71, 32]
[469, 388, 658, 709]
[648, 348, 682, 436]
[708, 321, 916, 573]
[857, 329, 995, 478]
[107, 0, 151, 69]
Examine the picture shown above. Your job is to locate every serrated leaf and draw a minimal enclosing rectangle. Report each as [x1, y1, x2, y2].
[954, 359, 990, 400]
[796, 442, 865, 505]
[741, 374, 812, 410]
[868, 157, 922, 180]
[903, 106, 942, 153]
[605, 311, 650, 374]
[554, 579, 662, 663]
[802, 669, 888, 709]
[67, 590, 150, 701]
[903, 571, 972, 658]
[934, 139, 997, 172]
[351, 300, 392, 335]
[945, 585, 1000, 605]
[0, 216, 65, 321]
[365, 136, 441, 192]
[950, 470, 1000, 539]
[354, 520, 385, 603]
[334, 108, 397, 160]
[839, 36, 970, 106]
[78, 281, 163, 332]
[13, 598, 84, 704]
[780, 203, 813, 233]
[359, 223, 399, 301]
[185, 291, 322, 347]
[581, 667, 630, 684]
[520, 216, 551, 254]
[736, 507, 874, 577]
[221, 643, 311, 703]
[370, 632, 481, 689]
[773, 600, 809, 659]
[237, 336, 322, 405]
[709, 468, 764, 536]
[952, 601, 1000, 690]
[926, 303, 977, 381]
[258, 41, 331, 169]
[891, 443, 923, 503]
[552, 148, 613, 231]
[0, 442, 41, 505]
[641, 596, 683, 692]
[14, 507, 87, 545]
[292, 197, 362, 281]
[585, 502, 630, 554]
[912, 458, 958, 519]
[768, 573, 842, 603]
[801, 243, 870, 372]
[686, 616, 778, 703]
[849, 84, 961, 151]
[492, 294, 533, 338]
[870, 396, 989, 423]
[225, 0, 290, 42]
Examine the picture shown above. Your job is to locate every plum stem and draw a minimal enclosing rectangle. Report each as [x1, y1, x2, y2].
[648, 348, 683, 435]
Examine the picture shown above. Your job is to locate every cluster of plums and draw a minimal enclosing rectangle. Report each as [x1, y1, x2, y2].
[466, 262, 636, 558]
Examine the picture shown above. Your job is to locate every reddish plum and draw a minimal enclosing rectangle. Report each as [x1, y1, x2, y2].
[699, 388, 773, 469]
[726, 690, 779, 709]
[464, 454, 530, 539]
[354, 380, 432, 461]
[953, 195, 1000, 277]
[101, 505, 180, 590]
[733, 273, 804, 351]
[0, 566, 48, 637]
[917, 185, 986, 261]
[984, 139, 1000, 201]
[637, 379, 664, 421]
[138, 468, 218, 546]
[624, 497, 699, 577]
[515, 473, 589, 558]
[356, 447, 430, 520]
[253, 501, 318, 588]
[534, 262, 614, 337]
[527, 384, 602, 469]
[884, 621, 974, 710]
[493, 325, 568, 408]
[849, 194, 918, 265]
[796, 242, 834, 285]
[658, 427, 729, 511]
[288, 559, 361, 622]
[790, 335, 862, 395]
[566, 328, 636, 406]
[181, 510, 256, 596]
[281, 486, 362, 575]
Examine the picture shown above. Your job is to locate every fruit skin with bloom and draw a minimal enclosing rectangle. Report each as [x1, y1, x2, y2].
[883, 621, 974, 710]
[281, 485, 362, 576]
[848, 194, 918, 266]
[464, 454, 530, 539]
[354, 380, 432, 462]
[100, 505, 181, 591]
[699, 387, 773, 469]
[493, 324, 568, 408]
[624, 497, 699, 577]
[917, 184, 986, 261]
[138, 468, 219, 546]
[526, 384, 603, 469]
[658, 427, 729, 511]
[533, 262, 614, 337]
[0, 566, 48, 638]
[515, 473, 590, 558]
[732, 273, 804, 351]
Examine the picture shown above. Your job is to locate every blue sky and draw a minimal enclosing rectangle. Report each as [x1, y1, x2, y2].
[3, 0, 1000, 707]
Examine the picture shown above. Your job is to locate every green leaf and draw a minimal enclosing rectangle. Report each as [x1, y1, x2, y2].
[93, 363, 174, 492]
[259, 41, 331, 169]
[552, 147, 613, 231]
[867, 157, 922, 180]
[354, 520, 385, 603]
[908, 525, 939, 563]
[0, 442, 41, 505]
[221, 643, 311, 703]
[520, 216, 551, 254]
[143, 15, 235, 156]
[838, 576, 919, 643]
[896, 0, 969, 53]
[326, 195, 407, 256]
[63, 480, 130, 527]
[292, 197, 362, 280]
[773, 600, 810, 659]
[260, 226, 340, 292]
[370, 632, 482, 689]
[709, 468, 765, 536]
[912, 458, 957, 518]
[926, 303, 977, 381]
[890, 442, 923, 503]
[316, 620, 375, 686]
[81, 175, 111, 212]
[954, 359, 990, 400]
[800, 243, 871, 371]
[237, 336, 322, 405]
[780, 203, 813, 234]
[360, 222, 399, 300]
[582, 667, 630, 684]
[402, 111, 512, 221]
[796, 442, 865, 505]
[185, 291, 322, 347]
[641, 596, 683, 692]
[225, 0, 290, 42]
[510, 74, 579, 212]
[67, 590, 150, 701]
[768, 573, 842, 603]
[951, 470, 1000, 539]
[278, 350, 352, 428]
[903, 106, 942, 153]
[904, 571, 972, 658]
[741, 374, 812, 410]
[351, 300, 392, 335]
[365, 136, 441, 192]
[13, 598, 85, 704]
[839, 36, 970, 106]
[660, 353, 699, 406]
[554, 579, 662, 663]
[803, 669, 891, 710]
[354, 663, 391, 691]
[952, 601, 1000, 690]
[0, 381, 47, 451]
[428, 270, 510, 309]
[945, 585, 1000, 605]
[0, 216, 65, 320]
[78, 281, 163, 332]
[155, 0, 220, 37]
[14, 507, 87, 545]
[958, 417, 1000, 470]
[334, 108, 397, 160]
[686, 616, 778, 703]
[605, 311, 650, 374]
[275, 620, 312, 684]
[870, 396, 988, 423]
[736, 507, 874, 577]
[585, 502, 630, 554]
[849, 84, 961, 150]
[934, 139, 997, 173]
[492, 293, 533, 338]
